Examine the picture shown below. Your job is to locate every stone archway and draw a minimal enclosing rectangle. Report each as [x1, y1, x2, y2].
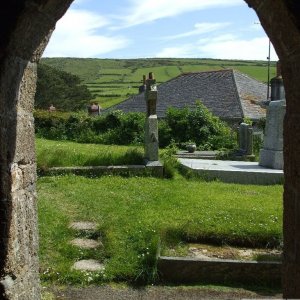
[0, 2, 73, 299]
[0, 0, 300, 299]
[245, 1, 300, 298]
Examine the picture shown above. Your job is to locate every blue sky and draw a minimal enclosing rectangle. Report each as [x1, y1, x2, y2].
[43, 0, 278, 60]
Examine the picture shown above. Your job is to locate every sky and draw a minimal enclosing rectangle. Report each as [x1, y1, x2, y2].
[43, 0, 278, 61]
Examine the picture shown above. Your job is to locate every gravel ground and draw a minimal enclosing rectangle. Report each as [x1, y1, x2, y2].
[46, 285, 282, 300]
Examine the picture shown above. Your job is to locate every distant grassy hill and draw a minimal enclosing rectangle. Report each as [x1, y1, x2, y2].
[41, 57, 276, 109]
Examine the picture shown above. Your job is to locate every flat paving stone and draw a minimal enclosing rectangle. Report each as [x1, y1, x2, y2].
[72, 260, 105, 272]
[70, 238, 103, 249]
[69, 222, 97, 231]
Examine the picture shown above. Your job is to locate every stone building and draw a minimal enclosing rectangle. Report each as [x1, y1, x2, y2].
[108, 69, 267, 125]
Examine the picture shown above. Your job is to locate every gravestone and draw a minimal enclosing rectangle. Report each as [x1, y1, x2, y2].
[259, 100, 285, 169]
[238, 123, 254, 156]
[144, 73, 159, 162]
[259, 67, 286, 170]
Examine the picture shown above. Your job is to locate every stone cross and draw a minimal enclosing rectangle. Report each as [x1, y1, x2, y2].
[144, 72, 159, 162]
[145, 72, 157, 116]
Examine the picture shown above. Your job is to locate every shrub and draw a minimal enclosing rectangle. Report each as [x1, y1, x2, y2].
[158, 120, 172, 148]
[35, 103, 236, 151]
[35, 110, 145, 146]
[164, 102, 236, 150]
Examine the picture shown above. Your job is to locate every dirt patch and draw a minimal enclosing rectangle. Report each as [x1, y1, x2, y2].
[46, 285, 282, 300]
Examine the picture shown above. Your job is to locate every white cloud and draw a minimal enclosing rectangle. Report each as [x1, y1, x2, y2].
[163, 22, 230, 40]
[198, 35, 278, 60]
[156, 44, 195, 58]
[156, 35, 278, 60]
[43, 9, 130, 57]
[119, 0, 242, 27]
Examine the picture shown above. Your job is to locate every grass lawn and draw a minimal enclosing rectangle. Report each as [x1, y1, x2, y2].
[38, 174, 283, 286]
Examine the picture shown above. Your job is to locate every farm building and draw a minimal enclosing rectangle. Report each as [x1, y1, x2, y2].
[107, 69, 267, 125]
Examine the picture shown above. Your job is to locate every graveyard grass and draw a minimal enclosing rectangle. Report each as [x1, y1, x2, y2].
[38, 173, 283, 286]
[36, 138, 144, 169]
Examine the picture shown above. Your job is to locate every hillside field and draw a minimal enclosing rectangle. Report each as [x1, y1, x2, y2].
[41, 58, 276, 109]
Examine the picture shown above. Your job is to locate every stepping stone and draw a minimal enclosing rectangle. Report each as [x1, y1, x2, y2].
[72, 259, 105, 272]
[70, 238, 103, 249]
[69, 221, 97, 231]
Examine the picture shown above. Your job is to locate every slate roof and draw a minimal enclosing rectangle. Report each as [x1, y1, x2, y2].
[107, 69, 267, 121]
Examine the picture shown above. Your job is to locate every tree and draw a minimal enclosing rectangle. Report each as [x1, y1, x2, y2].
[35, 63, 94, 111]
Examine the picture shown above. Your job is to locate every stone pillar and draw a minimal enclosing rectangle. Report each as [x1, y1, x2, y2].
[144, 73, 159, 162]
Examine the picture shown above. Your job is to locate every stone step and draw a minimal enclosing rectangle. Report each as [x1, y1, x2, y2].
[72, 259, 105, 272]
[69, 221, 98, 231]
[70, 238, 103, 249]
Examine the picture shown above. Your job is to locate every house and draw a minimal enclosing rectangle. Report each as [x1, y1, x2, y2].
[108, 69, 267, 125]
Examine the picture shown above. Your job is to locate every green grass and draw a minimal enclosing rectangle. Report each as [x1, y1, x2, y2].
[41, 58, 276, 109]
[38, 174, 283, 286]
[36, 138, 144, 169]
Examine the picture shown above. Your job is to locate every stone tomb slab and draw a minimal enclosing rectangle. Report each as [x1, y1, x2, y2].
[179, 158, 283, 185]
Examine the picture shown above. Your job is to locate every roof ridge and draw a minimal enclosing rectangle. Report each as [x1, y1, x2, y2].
[232, 69, 267, 84]
[231, 70, 245, 119]
[179, 69, 233, 77]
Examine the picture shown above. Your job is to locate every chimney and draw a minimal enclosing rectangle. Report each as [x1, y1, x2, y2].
[138, 75, 147, 93]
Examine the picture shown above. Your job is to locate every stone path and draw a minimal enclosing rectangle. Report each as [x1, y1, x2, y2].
[69, 221, 105, 272]
[70, 238, 103, 249]
[69, 221, 97, 231]
[72, 259, 105, 271]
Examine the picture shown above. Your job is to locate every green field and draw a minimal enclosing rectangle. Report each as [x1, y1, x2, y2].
[41, 58, 276, 109]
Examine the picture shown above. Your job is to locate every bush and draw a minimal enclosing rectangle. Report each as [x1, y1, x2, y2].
[35, 110, 145, 146]
[35, 103, 236, 151]
[163, 102, 236, 150]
